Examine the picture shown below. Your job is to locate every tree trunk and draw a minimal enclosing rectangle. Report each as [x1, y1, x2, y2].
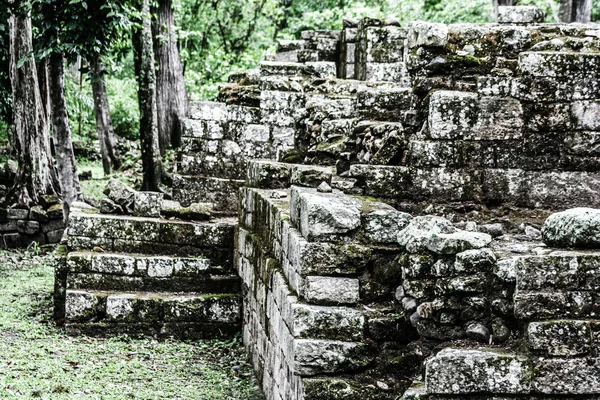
[90, 58, 122, 176]
[493, 0, 515, 21]
[152, 0, 187, 152]
[7, 13, 59, 206]
[37, 58, 51, 127]
[134, 0, 163, 192]
[560, 0, 592, 22]
[48, 52, 82, 221]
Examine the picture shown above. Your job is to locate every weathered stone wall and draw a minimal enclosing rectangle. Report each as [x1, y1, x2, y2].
[0, 199, 65, 247]
[223, 6, 600, 400]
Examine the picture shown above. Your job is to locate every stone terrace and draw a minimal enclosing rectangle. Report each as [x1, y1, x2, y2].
[55, 5, 600, 400]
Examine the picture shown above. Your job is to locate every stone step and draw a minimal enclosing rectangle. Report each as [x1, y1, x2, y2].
[67, 212, 236, 265]
[65, 251, 239, 293]
[173, 174, 244, 213]
[65, 290, 241, 339]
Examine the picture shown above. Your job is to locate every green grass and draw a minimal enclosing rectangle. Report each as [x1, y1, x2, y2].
[0, 249, 264, 400]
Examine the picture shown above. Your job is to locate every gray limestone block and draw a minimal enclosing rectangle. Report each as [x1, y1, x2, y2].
[542, 208, 600, 248]
[532, 357, 600, 394]
[527, 320, 592, 356]
[17, 220, 40, 235]
[361, 206, 412, 244]
[571, 101, 600, 131]
[564, 132, 600, 156]
[303, 276, 359, 305]
[515, 252, 600, 291]
[245, 160, 292, 189]
[497, 6, 544, 24]
[397, 215, 457, 253]
[471, 97, 523, 140]
[406, 21, 448, 49]
[292, 304, 364, 341]
[189, 101, 227, 121]
[454, 248, 497, 274]
[65, 290, 104, 322]
[7, 208, 29, 220]
[260, 61, 309, 77]
[105, 293, 161, 323]
[226, 105, 261, 124]
[425, 348, 532, 394]
[162, 294, 241, 323]
[519, 52, 600, 79]
[427, 231, 492, 255]
[104, 178, 137, 214]
[46, 228, 65, 244]
[477, 76, 513, 97]
[356, 86, 415, 120]
[133, 191, 164, 218]
[180, 119, 205, 138]
[428, 91, 479, 140]
[364, 62, 409, 84]
[524, 102, 572, 132]
[290, 186, 361, 242]
[293, 339, 374, 376]
[514, 290, 594, 320]
[290, 165, 333, 188]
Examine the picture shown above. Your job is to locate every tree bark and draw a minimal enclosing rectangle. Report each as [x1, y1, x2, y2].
[90, 58, 122, 176]
[560, 0, 592, 22]
[37, 58, 51, 127]
[7, 13, 59, 206]
[152, 0, 187, 152]
[133, 0, 163, 192]
[48, 51, 82, 221]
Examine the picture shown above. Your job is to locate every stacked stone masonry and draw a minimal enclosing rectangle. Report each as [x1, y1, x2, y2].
[55, 5, 600, 400]
[0, 197, 66, 247]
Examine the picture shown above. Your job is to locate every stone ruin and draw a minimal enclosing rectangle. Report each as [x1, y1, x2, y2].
[53, 6, 600, 400]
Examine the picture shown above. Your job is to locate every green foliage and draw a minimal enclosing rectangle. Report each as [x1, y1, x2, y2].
[64, 69, 95, 141]
[105, 74, 140, 140]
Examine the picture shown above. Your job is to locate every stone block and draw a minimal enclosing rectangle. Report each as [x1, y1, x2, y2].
[290, 186, 361, 242]
[564, 132, 600, 156]
[528, 320, 592, 356]
[290, 165, 333, 188]
[471, 97, 523, 140]
[425, 348, 532, 394]
[519, 52, 600, 78]
[65, 290, 103, 322]
[428, 91, 478, 140]
[189, 101, 227, 121]
[357, 87, 415, 121]
[133, 191, 163, 218]
[292, 304, 364, 341]
[571, 101, 600, 131]
[173, 175, 244, 212]
[407, 21, 448, 48]
[7, 208, 28, 220]
[104, 178, 136, 214]
[163, 294, 241, 323]
[516, 252, 600, 291]
[294, 339, 374, 376]
[361, 206, 412, 244]
[497, 6, 544, 24]
[514, 291, 593, 320]
[303, 276, 359, 305]
[454, 249, 497, 273]
[532, 357, 600, 394]
[542, 208, 600, 248]
[17, 220, 40, 235]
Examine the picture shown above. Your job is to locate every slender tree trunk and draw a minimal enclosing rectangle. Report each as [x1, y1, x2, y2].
[7, 13, 59, 206]
[152, 0, 187, 152]
[90, 58, 122, 176]
[560, 0, 592, 22]
[134, 0, 163, 192]
[48, 52, 82, 221]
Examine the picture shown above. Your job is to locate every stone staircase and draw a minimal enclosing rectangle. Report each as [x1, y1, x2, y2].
[54, 208, 241, 339]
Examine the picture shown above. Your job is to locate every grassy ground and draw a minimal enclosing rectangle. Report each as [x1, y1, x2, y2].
[0, 249, 264, 400]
